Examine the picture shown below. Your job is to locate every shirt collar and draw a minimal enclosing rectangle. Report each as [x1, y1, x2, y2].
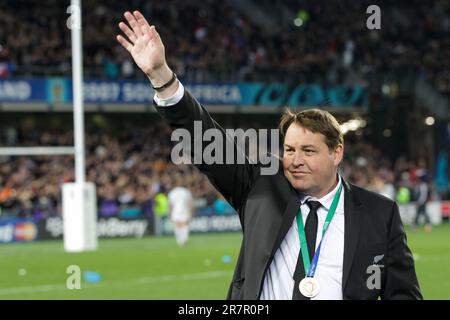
[299, 175, 342, 211]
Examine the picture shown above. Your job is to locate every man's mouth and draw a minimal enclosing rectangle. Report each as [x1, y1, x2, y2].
[290, 171, 310, 177]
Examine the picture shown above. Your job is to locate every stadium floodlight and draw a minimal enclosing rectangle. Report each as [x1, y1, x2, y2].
[425, 116, 435, 126]
[62, 0, 98, 253]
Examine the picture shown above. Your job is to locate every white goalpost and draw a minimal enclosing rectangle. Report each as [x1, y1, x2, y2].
[0, 147, 75, 156]
[62, 0, 97, 252]
[0, 0, 98, 252]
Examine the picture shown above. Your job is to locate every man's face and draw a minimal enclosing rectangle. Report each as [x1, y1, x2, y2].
[282, 123, 343, 197]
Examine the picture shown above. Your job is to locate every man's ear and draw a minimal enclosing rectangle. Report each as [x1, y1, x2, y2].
[333, 144, 344, 166]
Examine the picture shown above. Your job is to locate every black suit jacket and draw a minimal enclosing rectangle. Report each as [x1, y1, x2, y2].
[155, 89, 423, 300]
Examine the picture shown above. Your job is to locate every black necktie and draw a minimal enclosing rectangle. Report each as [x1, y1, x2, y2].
[292, 200, 321, 300]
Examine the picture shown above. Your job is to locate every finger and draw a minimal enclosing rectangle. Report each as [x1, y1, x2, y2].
[133, 10, 151, 31]
[116, 35, 133, 53]
[124, 11, 142, 37]
[119, 22, 136, 44]
[148, 25, 161, 41]
[141, 24, 154, 39]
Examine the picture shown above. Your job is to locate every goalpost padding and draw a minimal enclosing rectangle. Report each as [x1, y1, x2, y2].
[62, 182, 98, 252]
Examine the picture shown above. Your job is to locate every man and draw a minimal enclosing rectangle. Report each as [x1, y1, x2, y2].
[116, 11, 422, 300]
[168, 181, 194, 246]
[413, 176, 432, 232]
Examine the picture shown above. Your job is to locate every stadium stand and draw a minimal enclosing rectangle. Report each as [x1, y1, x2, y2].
[0, 0, 448, 93]
[0, 0, 449, 219]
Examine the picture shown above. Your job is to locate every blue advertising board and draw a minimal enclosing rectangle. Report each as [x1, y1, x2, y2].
[0, 78, 367, 108]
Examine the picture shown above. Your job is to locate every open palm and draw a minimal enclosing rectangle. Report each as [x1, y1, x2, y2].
[116, 11, 166, 75]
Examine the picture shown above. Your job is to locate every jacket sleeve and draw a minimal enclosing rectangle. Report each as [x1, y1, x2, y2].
[154, 89, 259, 213]
[381, 202, 423, 300]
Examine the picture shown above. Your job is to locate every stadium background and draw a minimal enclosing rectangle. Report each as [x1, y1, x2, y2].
[0, 0, 449, 299]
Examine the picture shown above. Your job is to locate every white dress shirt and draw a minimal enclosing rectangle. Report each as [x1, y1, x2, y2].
[153, 81, 185, 106]
[260, 176, 345, 300]
[153, 83, 346, 300]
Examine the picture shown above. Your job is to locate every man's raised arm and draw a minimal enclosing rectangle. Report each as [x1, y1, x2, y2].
[116, 11, 260, 212]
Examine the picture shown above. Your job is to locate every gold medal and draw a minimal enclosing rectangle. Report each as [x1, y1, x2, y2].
[299, 277, 320, 298]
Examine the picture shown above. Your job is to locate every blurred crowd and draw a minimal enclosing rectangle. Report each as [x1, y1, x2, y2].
[0, 123, 216, 219]
[0, 122, 446, 220]
[341, 142, 441, 203]
[0, 0, 449, 94]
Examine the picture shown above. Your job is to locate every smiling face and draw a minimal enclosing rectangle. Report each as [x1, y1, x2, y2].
[282, 123, 343, 198]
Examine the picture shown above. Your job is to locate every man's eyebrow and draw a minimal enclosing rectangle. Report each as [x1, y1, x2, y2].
[300, 145, 317, 149]
[283, 144, 317, 149]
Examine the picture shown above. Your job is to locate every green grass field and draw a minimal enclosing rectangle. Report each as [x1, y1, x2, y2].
[1, 225, 449, 300]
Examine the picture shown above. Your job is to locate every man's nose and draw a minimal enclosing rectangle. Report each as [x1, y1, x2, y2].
[292, 152, 305, 167]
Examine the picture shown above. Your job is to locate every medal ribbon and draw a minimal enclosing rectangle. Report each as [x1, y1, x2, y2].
[296, 182, 342, 278]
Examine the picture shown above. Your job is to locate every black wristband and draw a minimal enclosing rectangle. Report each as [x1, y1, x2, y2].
[152, 72, 177, 92]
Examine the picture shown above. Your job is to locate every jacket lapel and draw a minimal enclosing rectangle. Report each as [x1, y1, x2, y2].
[342, 180, 363, 294]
